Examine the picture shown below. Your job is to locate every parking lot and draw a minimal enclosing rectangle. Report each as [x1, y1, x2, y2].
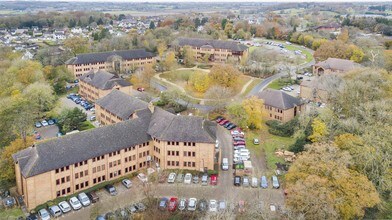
[60, 97, 98, 127]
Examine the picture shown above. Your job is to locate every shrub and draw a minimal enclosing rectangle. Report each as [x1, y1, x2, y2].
[266, 118, 299, 137]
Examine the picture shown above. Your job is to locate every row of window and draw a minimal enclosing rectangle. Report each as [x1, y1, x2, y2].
[74, 160, 88, 168]
[183, 161, 196, 167]
[168, 141, 180, 146]
[93, 175, 106, 184]
[167, 151, 179, 156]
[169, 141, 196, 146]
[183, 151, 196, 157]
[75, 170, 88, 179]
[75, 181, 89, 190]
[55, 166, 70, 174]
[125, 165, 137, 173]
[92, 164, 105, 174]
[153, 145, 161, 153]
[109, 170, 122, 179]
[167, 161, 180, 166]
[139, 151, 150, 158]
[124, 146, 137, 152]
[125, 155, 136, 163]
[184, 142, 196, 147]
[92, 155, 105, 162]
[56, 187, 71, 197]
[56, 176, 70, 185]
[109, 150, 121, 157]
[109, 159, 121, 168]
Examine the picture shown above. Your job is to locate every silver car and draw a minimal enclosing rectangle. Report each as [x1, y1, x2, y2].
[178, 198, 187, 211]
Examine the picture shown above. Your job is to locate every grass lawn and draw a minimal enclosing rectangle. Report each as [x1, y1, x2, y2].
[0, 207, 24, 219]
[80, 121, 95, 131]
[285, 44, 313, 63]
[160, 69, 196, 82]
[245, 123, 295, 171]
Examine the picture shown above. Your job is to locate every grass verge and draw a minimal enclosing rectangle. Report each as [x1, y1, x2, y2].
[80, 121, 95, 131]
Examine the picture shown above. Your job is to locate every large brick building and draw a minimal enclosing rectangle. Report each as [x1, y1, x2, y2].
[65, 49, 155, 77]
[95, 90, 148, 125]
[13, 100, 216, 210]
[256, 89, 304, 123]
[79, 69, 132, 102]
[176, 37, 248, 63]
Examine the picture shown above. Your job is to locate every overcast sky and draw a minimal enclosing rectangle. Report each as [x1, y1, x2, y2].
[25, 0, 392, 2]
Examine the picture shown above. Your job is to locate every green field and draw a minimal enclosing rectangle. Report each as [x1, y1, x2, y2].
[245, 124, 295, 171]
[0, 207, 24, 219]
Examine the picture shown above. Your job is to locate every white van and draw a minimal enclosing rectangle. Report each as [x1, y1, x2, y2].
[222, 158, 229, 171]
[251, 177, 258, 188]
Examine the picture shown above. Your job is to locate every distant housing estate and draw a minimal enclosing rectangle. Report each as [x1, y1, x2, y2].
[176, 37, 248, 63]
[65, 49, 155, 77]
[13, 96, 217, 210]
[79, 69, 132, 102]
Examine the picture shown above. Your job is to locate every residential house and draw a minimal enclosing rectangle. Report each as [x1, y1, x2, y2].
[176, 37, 248, 63]
[79, 69, 132, 102]
[65, 49, 155, 77]
[13, 102, 216, 210]
[256, 89, 304, 123]
[313, 58, 359, 75]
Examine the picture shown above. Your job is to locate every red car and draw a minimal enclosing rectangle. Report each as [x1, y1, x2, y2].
[210, 174, 218, 185]
[168, 197, 178, 212]
[137, 87, 145, 92]
[219, 120, 229, 126]
[233, 141, 246, 146]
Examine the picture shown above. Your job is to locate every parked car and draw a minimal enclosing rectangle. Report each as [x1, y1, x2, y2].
[41, 120, 49, 127]
[224, 122, 232, 128]
[198, 199, 208, 212]
[176, 173, 184, 183]
[192, 175, 199, 184]
[168, 197, 178, 212]
[234, 176, 241, 186]
[201, 174, 208, 186]
[48, 205, 62, 217]
[218, 119, 229, 125]
[184, 173, 192, 184]
[87, 191, 99, 203]
[227, 124, 237, 130]
[188, 198, 197, 211]
[38, 209, 51, 220]
[104, 184, 117, 196]
[47, 119, 55, 125]
[243, 176, 250, 187]
[215, 116, 224, 123]
[78, 192, 91, 206]
[167, 172, 176, 183]
[34, 133, 41, 140]
[96, 215, 105, 220]
[35, 122, 42, 128]
[69, 197, 82, 210]
[261, 176, 268, 188]
[126, 204, 138, 214]
[219, 200, 226, 211]
[122, 179, 132, 189]
[26, 214, 38, 220]
[159, 197, 168, 211]
[115, 208, 128, 220]
[90, 115, 96, 121]
[178, 198, 187, 211]
[137, 173, 148, 183]
[136, 202, 146, 212]
[222, 158, 229, 171]
[58, 201, 71, 213]
[272, 176, 280, 189]
[251, 177, 258, 188]
[210, 174, 218, 185]
[137, 87, 145, 92]
[253, 138, 259, 145]
[209, 200, 218, 212]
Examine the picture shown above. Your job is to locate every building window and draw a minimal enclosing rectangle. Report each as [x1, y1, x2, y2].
[56, 191, 61, 197]
[66, 176, 70, 182]
[85, 170, 88, 176]
[75, 184, 79, 190]
[93, 167, 96, 173]
[56, 179, 60, 185]
[67, 187, 70, 193]
[75, 173, 79, 179]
